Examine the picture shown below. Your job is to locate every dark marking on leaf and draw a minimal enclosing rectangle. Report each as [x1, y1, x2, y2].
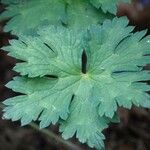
[113, 70, 138, 74]
[21, 41, 27, 47]
[45, 75, 58, 79]
[82, 50, 87, 74]
[71, 94, 75, 103]
[44, 43, 54, 52]
[114, 35, 131, 52]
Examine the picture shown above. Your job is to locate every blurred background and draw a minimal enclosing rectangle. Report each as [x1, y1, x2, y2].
[0, 0, 150, 150]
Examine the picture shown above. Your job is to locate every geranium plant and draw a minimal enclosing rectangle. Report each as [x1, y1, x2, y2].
[0, 0, 150, 149]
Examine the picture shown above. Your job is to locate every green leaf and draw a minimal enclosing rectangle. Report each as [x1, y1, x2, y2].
[0, 0, 67, 35]
[4, 76, 80, 128]
[3, 17, 150, 149]
[0, 0, 113, 35]
[4, 26, 84, 77]
[89, 0, 130, 14]
[60, 96, 108, 150]
[65, 0, 113, 29]
[1, 0, 20, 4]
[3, 25, 109, 149]
[86, 17, 150, 117]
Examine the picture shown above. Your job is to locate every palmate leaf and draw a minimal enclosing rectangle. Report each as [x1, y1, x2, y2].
[0, 0, 112, 35]
[3, 26, 109, 149]
[0, 0, 67, 35]
[89, 0, 130, 14]
[2, 17, 150, 150]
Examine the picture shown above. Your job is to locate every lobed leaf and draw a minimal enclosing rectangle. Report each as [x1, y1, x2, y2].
[0, 0, 113, 35]
[60, 96, 108, 150]
[3, 17, 150, 149]
[0, 0, 67, 35]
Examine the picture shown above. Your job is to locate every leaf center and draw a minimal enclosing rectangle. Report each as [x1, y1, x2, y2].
[81, 50, 87, 74]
